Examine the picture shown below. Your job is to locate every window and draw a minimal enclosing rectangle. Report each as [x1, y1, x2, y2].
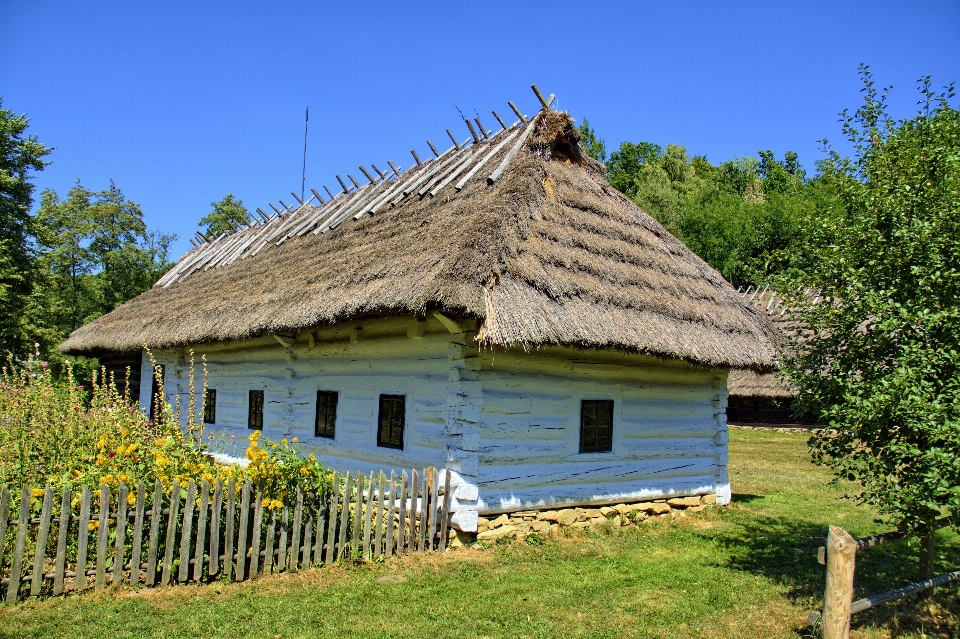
[377, 394, 405, 449]
[203, 389, 217, 424]
[315, 390, 338, 439]
[149, 365, 166, 422]
[580, 399, 613, 453]
[248, 390, 264, 430]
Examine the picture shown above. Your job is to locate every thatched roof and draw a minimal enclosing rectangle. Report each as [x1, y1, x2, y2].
[62, 109, 779, 370]
[728, 289, 794, 397]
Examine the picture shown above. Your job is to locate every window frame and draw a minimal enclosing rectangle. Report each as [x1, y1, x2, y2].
[376, 394, 406, 450]
[314, 390, 339, 439]
[203, 389, 217, 424]
[579, 399, 614, 454]
[248, 390, 264, 431]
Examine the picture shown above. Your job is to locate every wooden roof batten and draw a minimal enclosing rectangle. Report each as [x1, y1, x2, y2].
[154, 85, 559, 288]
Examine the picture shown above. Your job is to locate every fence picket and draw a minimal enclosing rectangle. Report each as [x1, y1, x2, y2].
[53, 486, 72, 594]
[7, 487, 31, 604]
[385, 471, 397, 558]
[374, 473, 386, 559]
[439, 469, 452, 551]
[290, 488, 303, 572]
[351, 473, 364, 558]
[337, 472, 352, 561]
[145, 481, 162, 586]
[235, 481, 250, 581]
[250, 484, 263, 575]
[30, 486, 54, 596]
[408, 469, 418, 554]
[312, 496, 327, 566]
[193, 480, 210, 582]
[264, 508, 277, 574]
[324, 473, 339, 564]
[417, 468, 428, 552]
[363, 473, 374, 560]
[179, 481, 197, 583]
[303, 507, 314, 570]
[208, 480, 223, 578]
[112, 483, 128, 586]
[74, 486, 92, 591]
[428, 468, 439, 551]
[397, 471, 408, 555]
[278, 501, 289, 571]
[95, 484, 111, 589]
[161, 480, 181, 586]
[223, 479, 236, 580]
[129, 482, 146, 585]
[0, 489, 10, 592]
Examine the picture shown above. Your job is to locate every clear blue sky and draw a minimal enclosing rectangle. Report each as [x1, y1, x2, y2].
[2, 1, 958, 258]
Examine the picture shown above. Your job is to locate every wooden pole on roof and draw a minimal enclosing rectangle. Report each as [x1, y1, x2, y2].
[410, 150, 422, 166]
[269, 203, 282, 214]
[323, 185, 334, 199]
[388, 160, 402, 176]
[445, 130, 460, 150]
[508, 101, 527, 123]
[311, 188, 325, 205]
[279, 199, 292, 211]
[492, 110, 508, 130]
[256, 208, 269, 222]
[291, 192, 303, 205]
[474, 117, 490, 139]
[336, 176, 350, 194]
[531, 84, 551, 110]
[347, 174, 361, 189]
[427, 141, 440, 157]
[465, 120, 480, 143]
[371, 164, 387, 180]
[359, 166, 378, 184]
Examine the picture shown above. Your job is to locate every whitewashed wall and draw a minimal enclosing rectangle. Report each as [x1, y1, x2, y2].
[138, 315, 730, 531]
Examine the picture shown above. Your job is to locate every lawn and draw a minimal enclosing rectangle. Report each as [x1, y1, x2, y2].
[2, 429, 959, 639]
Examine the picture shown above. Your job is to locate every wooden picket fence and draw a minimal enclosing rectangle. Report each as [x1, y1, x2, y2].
[0, 466, 452, 604]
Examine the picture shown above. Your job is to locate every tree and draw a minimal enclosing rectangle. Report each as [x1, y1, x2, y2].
[778, 67, 960, 583]
[577, 118, 607, 163]
[0, 98, 51, 357]
[199, 194, 250, 237]
[33, 181, 175, 361]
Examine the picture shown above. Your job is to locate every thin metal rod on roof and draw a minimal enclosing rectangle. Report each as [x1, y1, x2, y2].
[291, 192, 303, 205]
[465, 119, 480, 143]
[492, 110, 508, 130]
[445, 130, 460, 150]
[336, 175, 350, 194]
[323, 185, 334, 199]
[371, 164, 387, 180]
[359, 166, 378, 184]
[474, 117, 490, 139]
[269, 203, 282, 214]
[388, 160, 402, 176]
[311, 188, 325, 205]
[427, 141, 440, 157]
[531, 84, 551, 110]
[348, 174, 361, 190]
[410, 150, 422, 166]
[508, 101, 528, 123]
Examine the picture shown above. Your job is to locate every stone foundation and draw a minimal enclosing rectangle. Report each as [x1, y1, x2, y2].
[451, 494, 719, 545]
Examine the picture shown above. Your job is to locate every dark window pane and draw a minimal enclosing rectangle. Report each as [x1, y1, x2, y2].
[580, 400, 613, 453]
[377, 394, 405, 450]
[203, 389, 217, 424]
[315, 391, 338, 438]
[249, 390, 264, 430]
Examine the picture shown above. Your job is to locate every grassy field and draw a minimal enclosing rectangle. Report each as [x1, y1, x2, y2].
[3, 429, 959, 638]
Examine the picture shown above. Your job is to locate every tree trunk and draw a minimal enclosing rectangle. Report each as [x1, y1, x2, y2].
[918, 520, 936, 599]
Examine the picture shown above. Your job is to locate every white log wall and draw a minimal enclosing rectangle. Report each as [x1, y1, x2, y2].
[138, 315, 730, 529]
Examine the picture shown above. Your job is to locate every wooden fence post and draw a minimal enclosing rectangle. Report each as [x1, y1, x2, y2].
[822, 525, 857, 639]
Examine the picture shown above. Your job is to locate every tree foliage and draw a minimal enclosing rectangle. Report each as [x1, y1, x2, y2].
[577, 118, 606, 163]
[0, 99, 51, 356]
[199, 193, 249, 237]
[778, 68, 960, 545]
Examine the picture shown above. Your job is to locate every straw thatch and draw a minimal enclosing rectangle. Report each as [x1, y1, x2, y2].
[727, 289, 795, 397]
[62, 111, 779, 370]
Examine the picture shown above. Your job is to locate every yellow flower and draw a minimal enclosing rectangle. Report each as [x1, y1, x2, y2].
[299, 467, 309, 477]
[281, 438, 288, 445]
[50, 475, 59, 484]
[262, 498, 271, 507]
[309, 453, 316, 462]
[31, 488, 45, 497]
[88, 520, 99, 530]
[127, 492, 136, 506]
[291, 437, 298, 443]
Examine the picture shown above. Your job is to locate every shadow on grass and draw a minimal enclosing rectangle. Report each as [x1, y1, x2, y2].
[731, 493, 764, 504]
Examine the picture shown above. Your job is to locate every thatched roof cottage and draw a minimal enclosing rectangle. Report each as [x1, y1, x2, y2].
[62, 94, 778, 531]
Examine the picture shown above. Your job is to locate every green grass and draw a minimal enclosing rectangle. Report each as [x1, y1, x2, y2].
[3, 429, 960, 638]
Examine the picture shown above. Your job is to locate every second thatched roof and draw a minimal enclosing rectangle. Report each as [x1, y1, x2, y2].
[62, 109, 779, 370]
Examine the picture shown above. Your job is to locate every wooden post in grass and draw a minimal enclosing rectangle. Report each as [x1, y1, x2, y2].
[822, 525, 857, 639]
